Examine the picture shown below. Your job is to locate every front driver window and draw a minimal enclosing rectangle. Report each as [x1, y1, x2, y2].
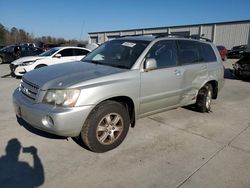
[146, 40, 177, 68]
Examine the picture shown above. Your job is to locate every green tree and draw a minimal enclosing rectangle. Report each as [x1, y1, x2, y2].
[19, 29, 27, 42]
[0, 24, 6, 44]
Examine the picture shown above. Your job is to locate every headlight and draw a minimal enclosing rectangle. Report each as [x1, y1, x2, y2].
[43, 89, 80, 107]
[20, 60, 36, 66]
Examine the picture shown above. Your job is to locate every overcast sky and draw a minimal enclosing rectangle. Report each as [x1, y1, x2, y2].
[0, 0, 249, 40]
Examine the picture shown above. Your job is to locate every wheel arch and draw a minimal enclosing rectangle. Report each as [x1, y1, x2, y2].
[35, 64, 47, 69]
[91, 96, 136, 128]
[203, 80, 218, 99]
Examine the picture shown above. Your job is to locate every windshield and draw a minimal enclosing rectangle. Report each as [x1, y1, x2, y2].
[39, 48, 59, 57]
[82, 40, 150, 69]
[0, 45, 15, 52]
[232, 45, 247, 50]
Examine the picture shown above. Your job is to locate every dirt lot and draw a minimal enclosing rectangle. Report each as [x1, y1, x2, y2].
[0, 59, 250, 188]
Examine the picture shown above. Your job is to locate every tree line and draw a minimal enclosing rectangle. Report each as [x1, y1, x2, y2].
[0, 23, 86, 46]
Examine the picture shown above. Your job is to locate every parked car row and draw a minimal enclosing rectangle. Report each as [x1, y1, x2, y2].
[216, 44, 250, 61]
[228, 45, 248, 59]
[10, 46, 91, 77]
[0, 45, 45, 64]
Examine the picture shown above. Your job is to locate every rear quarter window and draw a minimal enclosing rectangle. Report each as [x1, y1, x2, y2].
[200, 43, 217, 62]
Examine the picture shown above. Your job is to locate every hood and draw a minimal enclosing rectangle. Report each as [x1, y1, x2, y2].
[23, 61, 127, 90]
[11, 56, 46, 65]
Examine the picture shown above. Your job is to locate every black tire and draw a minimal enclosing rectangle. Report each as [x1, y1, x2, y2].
[81, 100, 130, 153]
[195, 84, 213, 113]
[35, 64, 46, 69]
[15, 51, 21, 59]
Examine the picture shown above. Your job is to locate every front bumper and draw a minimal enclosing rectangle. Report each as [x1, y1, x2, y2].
[10, 64, 27, 77]
[13, 88, 93, 137]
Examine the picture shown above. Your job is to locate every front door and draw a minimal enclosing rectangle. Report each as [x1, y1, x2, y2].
[52, 48, 76, 64]
[139, 40, 183, 116]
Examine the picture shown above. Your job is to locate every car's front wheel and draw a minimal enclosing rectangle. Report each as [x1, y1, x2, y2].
[0, 57, 3, 64]
[81, 100, 130, 153]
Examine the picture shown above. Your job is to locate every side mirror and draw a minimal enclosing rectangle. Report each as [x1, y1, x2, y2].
[54, 53, 62, 58]
[144, 58, 157, 72]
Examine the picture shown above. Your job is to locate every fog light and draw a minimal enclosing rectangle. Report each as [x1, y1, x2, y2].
[42, 115, 54, 127]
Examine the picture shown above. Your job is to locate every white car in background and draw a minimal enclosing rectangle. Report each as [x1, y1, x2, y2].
[10, 46, 91, 77]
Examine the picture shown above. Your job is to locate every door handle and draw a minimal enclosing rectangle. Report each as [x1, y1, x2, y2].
[174, 69, 181, 76]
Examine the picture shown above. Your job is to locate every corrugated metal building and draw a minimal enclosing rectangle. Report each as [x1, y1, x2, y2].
[88, 20, 250, 49]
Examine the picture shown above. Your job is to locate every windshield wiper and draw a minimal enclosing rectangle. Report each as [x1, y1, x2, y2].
[84, 60, 105, 65]
[108, 64, 129, 69]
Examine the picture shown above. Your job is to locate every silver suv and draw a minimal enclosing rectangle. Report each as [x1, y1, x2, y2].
[13, 35, 224, 152]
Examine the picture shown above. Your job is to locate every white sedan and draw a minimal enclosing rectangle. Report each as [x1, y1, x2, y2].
[10, 46, 91, 76]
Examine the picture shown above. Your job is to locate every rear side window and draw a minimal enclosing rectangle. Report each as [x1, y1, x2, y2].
[146, 40, 177, 68]
[178, 40, 200, 65]
[200, 43, 217, 62]
[74, 49, 90, 56]
[59, 49, 74, 57]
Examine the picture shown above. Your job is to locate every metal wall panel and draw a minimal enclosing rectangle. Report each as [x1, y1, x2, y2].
[170, 26, 199, 35]
[202, 25, 213, 40]
[90, 37, 98, 44]
[89, 21, 250, 46]
[215, 23, 250, 49]
[143, 28, 168, 34]
[121, 31, 136, 36]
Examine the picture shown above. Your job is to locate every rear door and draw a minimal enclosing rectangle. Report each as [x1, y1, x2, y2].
[73, 48, 90, 60]
[140, 40, 183, 116]
[177, 40, 208, 104]
[202, 43, 223, 85]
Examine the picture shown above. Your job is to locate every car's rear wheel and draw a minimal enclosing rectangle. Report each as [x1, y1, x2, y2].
[195, 83, 213, 113]
[81, 100, 130, 153]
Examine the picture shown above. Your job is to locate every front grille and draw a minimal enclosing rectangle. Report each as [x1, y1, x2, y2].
[20, 78, 39, 101]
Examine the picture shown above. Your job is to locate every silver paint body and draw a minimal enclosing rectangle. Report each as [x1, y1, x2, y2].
[13, 37, 224, 137]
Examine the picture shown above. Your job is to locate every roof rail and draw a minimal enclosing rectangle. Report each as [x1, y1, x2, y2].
[155, 33, 212, 42]
[155, 33, 187, 39]
[116, 33, 212, 42]
[189, 34, 212, 42]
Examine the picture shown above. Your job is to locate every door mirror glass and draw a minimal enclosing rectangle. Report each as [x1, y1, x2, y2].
[144, 58, 157, 71]
[54, 53, 62, 58]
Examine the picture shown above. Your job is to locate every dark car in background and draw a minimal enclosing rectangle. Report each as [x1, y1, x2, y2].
[0, 45, 44, 64]
[228, 45, 247, 59]
[217, 45, 228, 61]
[233, 46, 250, 80]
